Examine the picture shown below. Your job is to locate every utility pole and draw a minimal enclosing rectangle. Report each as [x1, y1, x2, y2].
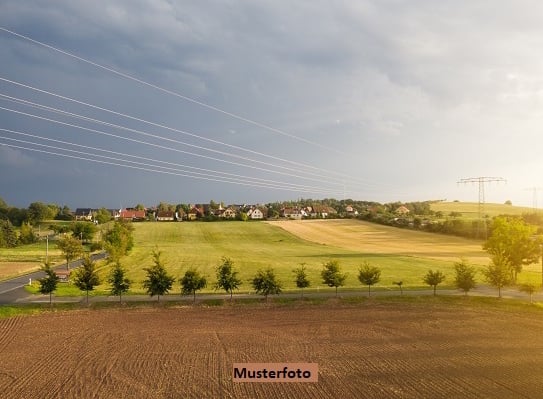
[524, 187, 543, 212]
[457, 176, 507, 239]
[540, 244, 543, 290]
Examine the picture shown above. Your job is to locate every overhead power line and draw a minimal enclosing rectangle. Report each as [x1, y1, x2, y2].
[0, 26, 403, 198]
[0, 141, 321, 192]
[0, 128, 343, 195]
[0, 77, 352, 182]
[0, 27, 343, 154]
[0, 93, 343, 185]
[0, 105, 345, 186]
[0, 140, 345, 196]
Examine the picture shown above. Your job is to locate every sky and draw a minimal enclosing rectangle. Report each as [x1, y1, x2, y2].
[1, 1, 543, 209]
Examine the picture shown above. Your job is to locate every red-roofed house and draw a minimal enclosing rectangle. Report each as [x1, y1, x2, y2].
[120, 209, 146, 221]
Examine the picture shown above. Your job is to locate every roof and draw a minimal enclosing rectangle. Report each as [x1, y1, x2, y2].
[120, 209, 146, 218]
[74, 208, 94, 215]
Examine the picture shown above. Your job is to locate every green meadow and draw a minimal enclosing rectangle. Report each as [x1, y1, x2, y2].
[116, 221, 452, 292]
[37, 219, 538, 297]
[7, 201, 542, 297]
[0, 242, 63, 280]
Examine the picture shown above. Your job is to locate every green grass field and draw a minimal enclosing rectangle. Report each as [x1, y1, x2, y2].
[8, 205, 543, 297]
[122, 221, 457, 292]
[0, 242, 64, 280]
[30, 219, 536, 297]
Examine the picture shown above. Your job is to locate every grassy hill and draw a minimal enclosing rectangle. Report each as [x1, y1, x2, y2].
[16, 217, 542, 297]
[77, 219, 541, 296]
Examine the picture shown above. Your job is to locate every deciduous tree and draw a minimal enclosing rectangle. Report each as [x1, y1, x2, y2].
[73, 255, 101, 304]
[180, 268, 207, 302]
[252, 268, 282, 301]
[293, 263, 311, 298]
[520, 283, 538, 304]
[214, 257, 242, 300]
[157, 202, 175, 212]
[357, 262, 381, 297]
[453, 258, 477, 296]
[55, 205, 73, 221]
[108, 262, 131, 303]
[72, 221, 96, 244]
[56, 235, 84, 270]
[28, 202, 55, 224]
[94, 208, 112, 224]
[18, 222, 37, 245]
[423, 270, 446, 296]
[103, 220, 134, 262]
[483, 216, 539, 282]
[482, 254, 512, 298]
[142, 249, 175, 301]
[321, 260, 347, 297]
[38, 262, 60, 306]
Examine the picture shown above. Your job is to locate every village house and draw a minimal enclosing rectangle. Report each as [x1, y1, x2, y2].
[218, 207, 237, 219]
[395, 206, 410, 215]
[187, 205, 205, 220]
[119, 209, 146, 221]
[312, 205, 338, 218]
[345, 205, 359, 216]
[109, 209, 121, 219]
[156, 210, 175, 221]
[304, 206, 318, 218]
[247, 207, 267, 220]
[74, 208, 95, 221]
[281, 207, 303, 220]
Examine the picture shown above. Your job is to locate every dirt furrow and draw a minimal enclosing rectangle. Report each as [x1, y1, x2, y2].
[0, 316, 24, 351]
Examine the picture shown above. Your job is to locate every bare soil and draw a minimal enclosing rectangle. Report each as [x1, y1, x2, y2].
[1, 301, 543, 398]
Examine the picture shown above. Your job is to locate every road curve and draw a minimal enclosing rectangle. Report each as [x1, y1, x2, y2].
[0, 252, 107, 304]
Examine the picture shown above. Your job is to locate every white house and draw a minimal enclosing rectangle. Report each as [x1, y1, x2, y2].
[248, 208, 264, 219]
[282, 208, 303, 220]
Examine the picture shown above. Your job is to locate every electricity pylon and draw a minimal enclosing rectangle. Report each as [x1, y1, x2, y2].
[457, 177, 507, 239]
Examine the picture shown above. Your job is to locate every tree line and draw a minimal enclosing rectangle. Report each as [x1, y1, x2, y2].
[39, 253, 531, 306]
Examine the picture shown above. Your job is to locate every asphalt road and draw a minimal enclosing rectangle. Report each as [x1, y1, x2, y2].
[0, 252, 107, 304]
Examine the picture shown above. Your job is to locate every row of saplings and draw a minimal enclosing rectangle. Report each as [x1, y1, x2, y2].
[37, 250, 540, 305]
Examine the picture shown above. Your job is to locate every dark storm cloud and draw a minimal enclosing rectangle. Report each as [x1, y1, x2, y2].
[1, 1, 543, 207]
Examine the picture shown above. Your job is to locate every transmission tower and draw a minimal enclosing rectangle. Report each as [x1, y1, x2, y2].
[457, 176, 507, 238]
[524, 187, 543, 212]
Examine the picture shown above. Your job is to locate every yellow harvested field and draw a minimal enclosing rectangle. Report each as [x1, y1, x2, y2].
[0, 263, 39, 281]
[268, 219, 489, 264]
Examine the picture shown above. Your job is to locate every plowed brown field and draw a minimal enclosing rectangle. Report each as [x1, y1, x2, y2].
[1, 301, 543, 398]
